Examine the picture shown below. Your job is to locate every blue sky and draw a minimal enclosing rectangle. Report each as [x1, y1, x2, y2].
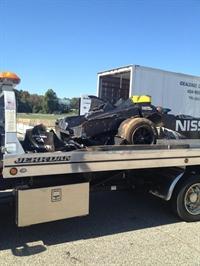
[0, 0, 200, 98]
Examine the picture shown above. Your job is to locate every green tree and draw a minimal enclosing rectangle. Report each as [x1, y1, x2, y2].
[43, 89, 59, 113]
[15, 89, 32, 113]
[29, 94, 44, 113]
[70, 97, 80, 110]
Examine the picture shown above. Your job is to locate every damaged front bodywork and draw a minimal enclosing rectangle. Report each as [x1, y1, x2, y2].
[55, 96, 162, 146]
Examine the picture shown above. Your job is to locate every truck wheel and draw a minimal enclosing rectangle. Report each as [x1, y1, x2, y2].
[118, 117, 157, 145]
[171, 175, 200, 222]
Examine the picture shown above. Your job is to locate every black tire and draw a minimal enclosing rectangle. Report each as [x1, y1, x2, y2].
[171, 175, 200, 222]
[118, 117, 157, 145]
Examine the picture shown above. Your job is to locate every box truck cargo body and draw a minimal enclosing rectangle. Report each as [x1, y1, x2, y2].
[97, 65, 200, 117]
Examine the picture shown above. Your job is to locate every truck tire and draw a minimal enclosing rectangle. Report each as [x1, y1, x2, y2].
[118, 117, 157, 145]
[171, 175, 200, 222]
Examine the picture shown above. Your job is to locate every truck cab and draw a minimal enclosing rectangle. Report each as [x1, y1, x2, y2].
[0, 72, 24, 160]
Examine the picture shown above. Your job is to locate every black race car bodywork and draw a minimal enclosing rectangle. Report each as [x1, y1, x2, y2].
[56, 97, 159, 146]
[55, 96, 200, 147]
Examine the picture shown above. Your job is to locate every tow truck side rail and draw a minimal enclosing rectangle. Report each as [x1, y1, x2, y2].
[3, 145, 200, 178]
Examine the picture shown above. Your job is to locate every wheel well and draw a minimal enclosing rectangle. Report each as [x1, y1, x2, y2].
[169, 168, 200, 201]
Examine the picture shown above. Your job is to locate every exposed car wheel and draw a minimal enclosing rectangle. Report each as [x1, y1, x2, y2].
[171, 175, 200, 222]
[118, 117, 157, 145]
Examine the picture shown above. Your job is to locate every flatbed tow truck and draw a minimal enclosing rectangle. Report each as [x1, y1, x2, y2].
[1, 72, 200, 226]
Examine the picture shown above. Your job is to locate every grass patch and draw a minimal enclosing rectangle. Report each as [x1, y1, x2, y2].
[17, 111, 78, 127]
[17, 111, 77, 120]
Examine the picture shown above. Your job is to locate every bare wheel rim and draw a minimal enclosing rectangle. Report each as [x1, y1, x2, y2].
[132, 126, 154, 144]
[184, 183, 200, 215]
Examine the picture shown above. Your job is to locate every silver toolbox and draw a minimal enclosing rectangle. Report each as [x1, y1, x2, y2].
[17, 182, 89, 227]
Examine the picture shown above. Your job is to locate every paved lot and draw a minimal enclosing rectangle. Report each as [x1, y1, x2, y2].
[0, 190, 200, 265]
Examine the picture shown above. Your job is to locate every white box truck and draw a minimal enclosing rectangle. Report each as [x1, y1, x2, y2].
[97, 65, 200, 117]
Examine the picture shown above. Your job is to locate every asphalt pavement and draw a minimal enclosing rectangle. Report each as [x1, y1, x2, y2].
[0, 189, 200, 265]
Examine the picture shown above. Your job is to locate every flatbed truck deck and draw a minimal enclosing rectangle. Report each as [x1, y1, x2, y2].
[3, 143, 200, 178]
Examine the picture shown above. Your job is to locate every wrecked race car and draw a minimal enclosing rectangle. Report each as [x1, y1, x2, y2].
[22, 95, 200, 153]
[54, 95, 200, 148]
[55, 95, 158, 146]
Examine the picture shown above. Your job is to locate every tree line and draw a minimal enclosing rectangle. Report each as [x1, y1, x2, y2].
[15, 89, 79, 114]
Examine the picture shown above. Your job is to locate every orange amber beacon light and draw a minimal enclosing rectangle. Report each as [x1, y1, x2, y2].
[0, 72, 21, 85]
